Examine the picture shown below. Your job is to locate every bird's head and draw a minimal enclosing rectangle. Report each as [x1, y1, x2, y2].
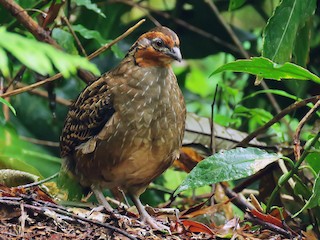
[130, 26, 182, 67]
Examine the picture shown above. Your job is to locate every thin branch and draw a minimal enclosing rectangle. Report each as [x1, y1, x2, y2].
[19, 135, 60, 147]
[15, 82, 72, 106]
[0, 19, 146, 99]
[0, 0, 60, 48]
[88, 19, 145, 59]
[204, 0, 249, 58]
[0, 73, 63, 98]
[210, 85, 219, 154]
[61, 16, 87, 57]
[17, 172, 59, 189]
[293, 99, 320, 161]
[235, 95, 320, 147]
[222, 185, 294, 238]
[111, 0, 243, 55]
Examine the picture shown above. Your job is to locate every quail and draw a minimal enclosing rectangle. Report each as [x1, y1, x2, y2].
[60, 26, 186, 230]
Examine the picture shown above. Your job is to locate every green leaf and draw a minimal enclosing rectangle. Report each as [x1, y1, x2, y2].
[52, 28, 78, 54]
[0, 29, 53, 76]
[262, 0, 317, 63]
[72, 24, 106, 45]
[0, 97, 16, 115]
[73, 0, 106, 18]
[293, 171, 320, 217]
[306, 138, 320, 173]
[211, 57, 320, 84]
[229, 0, 246, 11]
[293, 19, 312, 67]
[175, 147, 279, 195]
[241, 89, 299, 102]
[0, 47, 9, 77]
[0, 125, 60, 177]
[0, 27, 100, 78]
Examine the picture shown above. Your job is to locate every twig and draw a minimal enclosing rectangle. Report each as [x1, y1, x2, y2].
[245, 213, 293, 238]
[0, 0, 60, 48]
[0, 198, 137, 240]
[15, 82, 72, 106]
[236, 95, 320, 147]
[293, 99, 320, 161]
[61, 16, 87, 57]
[204, 0, 249, 59]
[0, 19, 146, 99]
[111, 0, 243, 55]
[4, 66, 26, 92]
[0, 73, 63, 98]
[88, 19, 145, 60]
[19, 203, 26, 237]
[17, 172, 59, 189]
[222, 185, 293, 238]
[19, 135, 60, 147]
[210, 85, 219, 154]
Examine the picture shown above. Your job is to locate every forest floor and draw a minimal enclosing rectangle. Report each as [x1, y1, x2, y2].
[0, 185, 308, 240]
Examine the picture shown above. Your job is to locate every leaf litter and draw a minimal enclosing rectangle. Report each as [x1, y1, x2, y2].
[0, 183, 306, 239]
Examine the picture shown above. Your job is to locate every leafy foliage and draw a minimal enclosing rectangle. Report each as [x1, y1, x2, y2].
[211, 57, 320, 84]
[0, 27, 99, 78]
[0, 0, 320, 238]
[176, 147, 279, 194]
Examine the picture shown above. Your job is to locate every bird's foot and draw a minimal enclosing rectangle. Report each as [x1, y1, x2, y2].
[141, 214, 171, 233]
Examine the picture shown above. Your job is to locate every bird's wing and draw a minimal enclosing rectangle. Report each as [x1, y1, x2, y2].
[60, 75, 115, 158]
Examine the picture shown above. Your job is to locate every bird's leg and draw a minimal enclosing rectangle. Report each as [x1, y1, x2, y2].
[91, 184, 113, 212]
[130, 194, 170, 232]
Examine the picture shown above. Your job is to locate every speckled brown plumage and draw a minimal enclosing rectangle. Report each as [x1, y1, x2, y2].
[60, 26, 185, 230]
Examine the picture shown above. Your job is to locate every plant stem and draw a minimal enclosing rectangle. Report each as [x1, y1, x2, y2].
[266, 131, 320, 212]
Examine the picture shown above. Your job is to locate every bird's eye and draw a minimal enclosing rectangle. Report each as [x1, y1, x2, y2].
[153, 38, 164, 48]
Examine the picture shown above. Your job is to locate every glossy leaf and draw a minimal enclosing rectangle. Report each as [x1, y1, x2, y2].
[52, 28, 78, 54]
[0, 47, 9, 77]
[73, 0, 106, 18]
[0, 27, 99, 78]
[293, 19, 312, 67]
[211, 57, 320, 84]
[0, 97, 16, 115]
[294, 172, 320, 217]
[0, 126, 60, 177]
[229, 0, 247, 10]
[241, 89, 299, 102]
[72, 24, 106, 45]
[262, 0, 316, 63]
[175, 147, 279, 194]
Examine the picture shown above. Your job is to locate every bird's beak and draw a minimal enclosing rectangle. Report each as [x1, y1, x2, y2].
[167, 46, 182, 62]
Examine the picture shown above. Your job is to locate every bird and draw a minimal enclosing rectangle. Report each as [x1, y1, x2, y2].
[60, 26, 186, 230]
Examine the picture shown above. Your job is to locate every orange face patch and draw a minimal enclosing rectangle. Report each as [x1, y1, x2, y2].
[134, 46, 173, 67]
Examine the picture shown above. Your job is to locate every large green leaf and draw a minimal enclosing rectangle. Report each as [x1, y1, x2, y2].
[52, 28, 78, 54]
[229, 0, 247, 10]
[0, 125, 61, 177]
[72, 24, 106, 45]
[0, 27, 99, 78]
[175, 147, 279, 195]
[262, 0, 316, 63]
[294, 172, 320, 217]
[0, 47, 9, 77]
[73, 0, 106, 18]
[211, 57, 320, 84]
